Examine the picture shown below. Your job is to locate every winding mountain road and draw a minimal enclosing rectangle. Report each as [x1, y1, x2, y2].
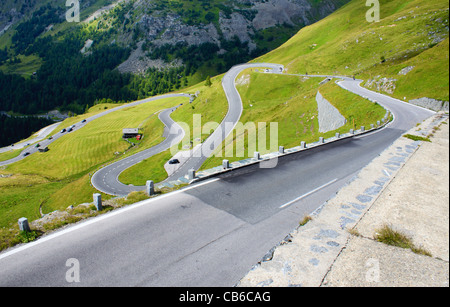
[91, 107, 185, 196]
[92, 63, 284, 196]
[0, 63, 435, 287]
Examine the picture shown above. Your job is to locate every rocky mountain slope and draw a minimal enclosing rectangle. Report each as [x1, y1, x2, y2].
[72, 0, 350, 74]
[1, 0, 349, 66]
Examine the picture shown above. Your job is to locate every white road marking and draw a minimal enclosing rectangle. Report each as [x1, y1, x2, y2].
[279, 178, 338, 209]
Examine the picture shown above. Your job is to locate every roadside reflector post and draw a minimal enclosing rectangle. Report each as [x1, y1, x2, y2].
[350, 129, 355, 135]
[188, 169, 196, 180]
[335, 132, 340, 138]
[18, 217, 31, 233]
[361, 126, 365, 132]
[279, 146, 285, 154]
[300, 141, 306, 149]
[93, 193, 102, 211]
[254, 152, 260, 160]
[146, 180, 155, 196]
[223, 160, 230, 169]
[319, 137, 325, 144]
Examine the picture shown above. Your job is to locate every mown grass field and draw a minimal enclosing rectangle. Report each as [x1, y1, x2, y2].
[8, 97, 186, 179]
[0, 96, 187, 229]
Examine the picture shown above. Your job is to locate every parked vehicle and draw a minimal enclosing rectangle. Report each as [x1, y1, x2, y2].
[168, 159, 180, 165]
[61, 128, 66, 133]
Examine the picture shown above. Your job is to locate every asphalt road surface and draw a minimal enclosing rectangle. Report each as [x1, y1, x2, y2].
[0, 68, 434, 287]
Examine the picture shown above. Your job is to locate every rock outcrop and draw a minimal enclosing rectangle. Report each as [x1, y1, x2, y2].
[316, 91, 346, 133]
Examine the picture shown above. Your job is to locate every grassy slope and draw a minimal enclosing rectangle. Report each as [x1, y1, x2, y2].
[200, 0, 450, 170]
[360, 37, 449, 102]
[253, 0, 449, 101]
[0, 148, 22, 162]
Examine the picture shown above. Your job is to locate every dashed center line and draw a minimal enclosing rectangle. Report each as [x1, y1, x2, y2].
[279, 178, 338, 209]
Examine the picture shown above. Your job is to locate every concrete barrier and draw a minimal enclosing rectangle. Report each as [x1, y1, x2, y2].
[146, 180, 155, 196]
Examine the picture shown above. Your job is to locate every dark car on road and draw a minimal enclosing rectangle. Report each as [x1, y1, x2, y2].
[168, 159, 180, 164]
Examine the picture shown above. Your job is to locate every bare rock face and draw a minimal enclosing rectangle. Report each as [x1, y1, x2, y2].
[117, 41, 180, 75]
[365, 76, 397, 95]
[134, 0, 347, 49]
[252, 0, 312, 30]
[137, 14, 220, 47]
[398, 66, 415, 75]
[219, 12, 256, 50]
